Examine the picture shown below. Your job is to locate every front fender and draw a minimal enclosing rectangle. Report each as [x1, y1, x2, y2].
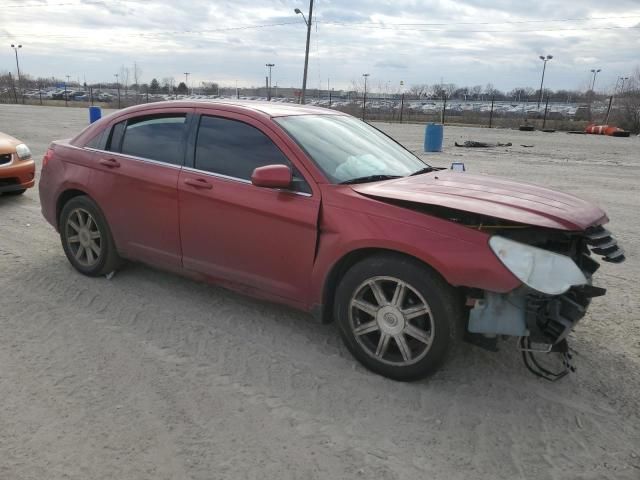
[309, 200, 521, 309]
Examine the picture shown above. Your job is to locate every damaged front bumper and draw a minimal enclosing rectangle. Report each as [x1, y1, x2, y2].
[469, 225, 624, 345]
[469, 284, 606, 344]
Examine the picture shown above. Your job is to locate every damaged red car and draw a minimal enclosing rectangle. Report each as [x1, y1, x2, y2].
[39, 101, 624, 381]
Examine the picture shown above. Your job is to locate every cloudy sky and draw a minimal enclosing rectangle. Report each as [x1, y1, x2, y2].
[1, 0, 639, 93]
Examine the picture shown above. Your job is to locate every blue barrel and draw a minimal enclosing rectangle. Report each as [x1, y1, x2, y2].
[424, 123, 444, 152]
[89, 106, 102, 124]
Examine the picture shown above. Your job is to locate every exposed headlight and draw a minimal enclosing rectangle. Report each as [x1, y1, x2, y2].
[489, 235, 587, 295]
[15, 143, 31, 160]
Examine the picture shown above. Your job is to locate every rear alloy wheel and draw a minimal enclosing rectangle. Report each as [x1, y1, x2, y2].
[65, 207, 103, 268]
[59, 196, 121, 276]
[335, 254, 463, 381]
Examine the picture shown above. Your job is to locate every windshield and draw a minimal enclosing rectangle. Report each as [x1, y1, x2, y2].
[275, 115, 429, 184]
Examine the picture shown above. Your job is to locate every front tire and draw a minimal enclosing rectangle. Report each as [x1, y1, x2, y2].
[334, 253, 463, 381]
[59, 195, 121, 276]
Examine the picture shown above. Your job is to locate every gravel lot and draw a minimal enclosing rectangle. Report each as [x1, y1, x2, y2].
[1, 104, 638, 480]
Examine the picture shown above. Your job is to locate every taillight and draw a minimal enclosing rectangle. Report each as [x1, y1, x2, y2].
[42, 148, 54, 168]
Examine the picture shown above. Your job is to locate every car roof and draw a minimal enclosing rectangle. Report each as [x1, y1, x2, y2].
[124, 99, 345, 118]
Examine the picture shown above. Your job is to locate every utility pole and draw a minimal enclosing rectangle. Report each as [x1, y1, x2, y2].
[265, 63, 275, 100]
[537, 55, 553, 109]
[184, 72, 190, 95]
[362, 73, 370, 121]
[295, 0, 314, 104]
[10, 44, 23, 104]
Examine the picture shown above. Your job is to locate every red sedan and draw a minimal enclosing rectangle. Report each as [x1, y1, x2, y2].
[39, 101, 624, 381]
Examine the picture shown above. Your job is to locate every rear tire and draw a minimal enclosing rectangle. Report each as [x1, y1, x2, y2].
[59, 195, 122, 276]
[334, 253, 464, 381]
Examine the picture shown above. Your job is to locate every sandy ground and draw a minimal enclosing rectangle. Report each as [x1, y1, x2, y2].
[0, 104, 639, 480]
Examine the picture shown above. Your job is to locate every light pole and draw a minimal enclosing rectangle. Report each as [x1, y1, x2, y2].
[65, 75, 71, 107]
[590, 68, 601, 97]
[295, 1, 313, 104]
[114, 73, 120, 108]
[537, 55, 553, 108]
[618, 76, 629, 94]
[265, 63, 275, 100]
[10, 44, 23, 103]
[362, 73, 370, 121]
[184, 72, 190, 95]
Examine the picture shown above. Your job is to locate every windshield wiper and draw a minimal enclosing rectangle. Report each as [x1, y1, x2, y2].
[340, 174, 402, 185]
[410, 166, 436, 176]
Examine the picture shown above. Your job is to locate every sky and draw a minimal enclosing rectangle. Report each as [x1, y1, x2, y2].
[1, 0, 639, 93]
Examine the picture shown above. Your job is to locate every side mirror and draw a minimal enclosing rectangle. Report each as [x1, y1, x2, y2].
[251, 164, 292, 189]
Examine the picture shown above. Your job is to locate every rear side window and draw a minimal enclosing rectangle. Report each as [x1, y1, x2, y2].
[195, 116, 290, 180]
[85, 129, 106, 150]
[117, 114, 187, 165]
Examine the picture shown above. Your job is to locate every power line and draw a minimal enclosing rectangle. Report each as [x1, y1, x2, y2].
[317, 14, 640, 27]
[0, 21, 303, 40]
[317, 23, 640, 33]
[4, 2, 77, 7]
[1, 19, 637, 41]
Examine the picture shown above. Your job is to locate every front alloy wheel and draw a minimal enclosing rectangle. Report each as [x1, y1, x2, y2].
[350, 276, 434, 366]
[335, 254, 463, 381]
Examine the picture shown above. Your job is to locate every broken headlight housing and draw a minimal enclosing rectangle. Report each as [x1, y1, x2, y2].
[489, 235, 587, 295]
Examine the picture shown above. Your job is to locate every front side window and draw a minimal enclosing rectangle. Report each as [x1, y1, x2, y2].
[118, 114, 187, 165]
[195, 116, 291, 181]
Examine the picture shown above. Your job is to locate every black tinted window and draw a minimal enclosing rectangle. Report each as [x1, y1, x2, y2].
[120, 115, 186, 165]
[195, 116, 290, 180]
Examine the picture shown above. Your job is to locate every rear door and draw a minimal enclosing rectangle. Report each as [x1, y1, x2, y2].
[178, 110, 320, 305]
[89, 109, 193, 269]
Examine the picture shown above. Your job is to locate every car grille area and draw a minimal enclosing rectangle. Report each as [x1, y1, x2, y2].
[525, 285, 606, 344]
[0, 153, 12, 166]
[585, 225, 625, 263]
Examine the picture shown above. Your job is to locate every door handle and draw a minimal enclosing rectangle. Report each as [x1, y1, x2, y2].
[99, 158, 120, 168]
[184, 178, 213, 190]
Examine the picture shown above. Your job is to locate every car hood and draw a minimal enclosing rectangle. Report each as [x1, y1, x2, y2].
[0, 132, 21, 154]
[352, 171, 607, 231]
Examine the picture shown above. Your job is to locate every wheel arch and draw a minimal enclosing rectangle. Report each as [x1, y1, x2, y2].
[56, 188, 92, 228]
[318, 247, 456, 324]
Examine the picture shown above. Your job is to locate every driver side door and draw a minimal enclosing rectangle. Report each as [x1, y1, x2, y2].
[178, 111, 320, 307]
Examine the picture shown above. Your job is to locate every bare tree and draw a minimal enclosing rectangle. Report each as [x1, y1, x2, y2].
[616, 67, 640, 133]
[408, 84, 429, 99]
[119, 65, 130, 99]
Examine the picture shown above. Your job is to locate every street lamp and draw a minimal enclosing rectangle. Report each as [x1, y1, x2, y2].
[265, 63, 275, 101]
[617, 76, 629, 94]
[65, 74, 71, 107]
[10, 44, 23, 103]
[295, 1, 313, 104]
[537, 55, 553, 108]
[184, 72, 190, 95]
[590, 68, 601, 95]
[362, 73, 370, 121]
[114, 73, 120, 108]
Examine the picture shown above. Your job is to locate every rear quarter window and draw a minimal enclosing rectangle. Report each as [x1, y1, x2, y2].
[108, 114, 187, 166]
